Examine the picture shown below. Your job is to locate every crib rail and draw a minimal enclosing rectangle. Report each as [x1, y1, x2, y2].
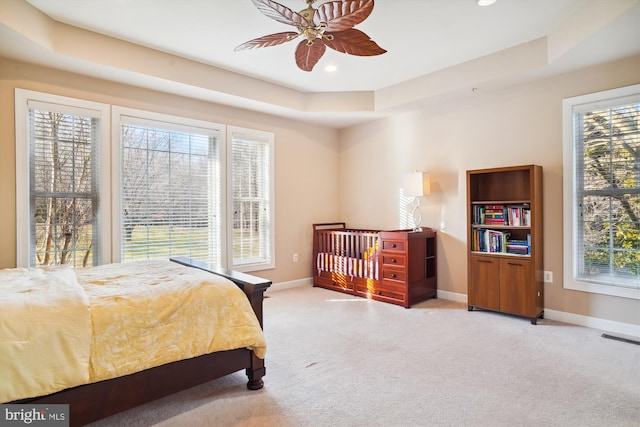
[312, 223, 380, 280]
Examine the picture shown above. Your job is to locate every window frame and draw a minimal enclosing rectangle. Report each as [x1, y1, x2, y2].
[227, 126, 276, 272]
[15, 89, 111, 267]
[562, 84, 640, 300]
[111, 106, 227, 265]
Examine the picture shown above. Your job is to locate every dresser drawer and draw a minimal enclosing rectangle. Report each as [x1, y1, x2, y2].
[354, 282, 406, 304]
[382, 240, 405, 252]
[381, 268, 406, 283]
[314, 272, 354, 292]
[381, 254, 406, 267]
[378, 279, 407, 293]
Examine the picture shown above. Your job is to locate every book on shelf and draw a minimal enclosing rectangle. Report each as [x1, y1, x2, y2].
[507, 204, 531, 226]
[505, 234, 531, 255]
[471, 228, 510, 253]
[472, 205, 502, 225]
[472, 203, 530, 226]
[472, 231, 532, 255]
[506, 243, 528, 255]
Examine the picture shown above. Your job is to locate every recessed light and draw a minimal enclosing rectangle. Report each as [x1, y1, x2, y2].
[477, 0, 496, 6]
[324, 65, 338, 72]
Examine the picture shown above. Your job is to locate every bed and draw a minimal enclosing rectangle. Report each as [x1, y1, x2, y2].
[1, 256, 270, 426]
[313, 222, 438, 308]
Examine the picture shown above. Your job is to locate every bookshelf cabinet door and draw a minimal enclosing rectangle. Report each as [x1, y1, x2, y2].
[499, 258, 533, 316]
[469, 256, 500, 310]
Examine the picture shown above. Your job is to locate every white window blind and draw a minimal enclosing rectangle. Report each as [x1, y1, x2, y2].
[27, 104, 101, 268]
[119, 116, 222, 266]
[563, 85, 640, 299]
[229, 128, 274, 270]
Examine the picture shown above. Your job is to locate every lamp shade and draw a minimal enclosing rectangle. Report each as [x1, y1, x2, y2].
[403, 172, 430, 196]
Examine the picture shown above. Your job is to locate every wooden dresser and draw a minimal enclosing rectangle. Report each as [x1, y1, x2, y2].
[371, 229, 437, 308]
[312, 223, 437, 308]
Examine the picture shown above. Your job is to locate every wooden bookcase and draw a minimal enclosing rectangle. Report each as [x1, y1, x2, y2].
[466, 165, 544, 324]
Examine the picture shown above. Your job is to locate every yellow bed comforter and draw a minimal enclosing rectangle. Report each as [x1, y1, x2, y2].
[0, 260, 267, 403]
[0, 266, 91, 403]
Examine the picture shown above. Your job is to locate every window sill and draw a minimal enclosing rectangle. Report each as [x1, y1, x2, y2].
[564, 276, 640, 300]
[232, 261, 275, 274]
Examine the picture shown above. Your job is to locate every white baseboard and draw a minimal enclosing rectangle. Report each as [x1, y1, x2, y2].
[437, 289, 468, 303]
[266, 277, 312, 293]
[543, 308, 640, 338]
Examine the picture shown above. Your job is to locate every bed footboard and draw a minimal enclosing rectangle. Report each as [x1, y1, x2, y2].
[170, 256, 271, 389]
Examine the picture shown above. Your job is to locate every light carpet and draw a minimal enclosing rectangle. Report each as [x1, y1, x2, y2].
[88, 285, 640, 427]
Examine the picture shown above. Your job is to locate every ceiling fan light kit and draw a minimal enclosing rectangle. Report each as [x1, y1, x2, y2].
[235, 0, 386, 72]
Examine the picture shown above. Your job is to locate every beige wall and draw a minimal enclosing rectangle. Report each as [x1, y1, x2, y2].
[0, 57, 340, 284]
[338, 55, 640, 326]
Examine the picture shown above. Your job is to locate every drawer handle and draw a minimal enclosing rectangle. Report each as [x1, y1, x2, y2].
[391, 273, 397, 278]
[508, 262, 523, 267]
[391, 258, 397, 263]
[391, 244, 397, 248]
[479, 260, 492, 263]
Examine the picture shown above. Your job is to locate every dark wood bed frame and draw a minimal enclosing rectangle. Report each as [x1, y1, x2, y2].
[13, 257, 271, 427]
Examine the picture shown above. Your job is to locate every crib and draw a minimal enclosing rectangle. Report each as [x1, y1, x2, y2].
[313, 222, 381, 290]
[312, 223, 437, 308]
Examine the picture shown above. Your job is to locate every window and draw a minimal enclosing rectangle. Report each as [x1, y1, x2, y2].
[563, 84, 640, 299]
[112, 110, 275, 272]
[17, 95, 274, 272]
[113, 109, 224, 266]
[15, 89, 111, 268]
[228, 127, 275, 271]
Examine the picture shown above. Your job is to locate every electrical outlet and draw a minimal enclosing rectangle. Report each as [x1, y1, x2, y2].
[544, 271, 553, 283]
[293, 253, 298, 262]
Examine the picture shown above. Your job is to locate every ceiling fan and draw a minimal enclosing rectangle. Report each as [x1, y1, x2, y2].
[235, 0, 387, 72]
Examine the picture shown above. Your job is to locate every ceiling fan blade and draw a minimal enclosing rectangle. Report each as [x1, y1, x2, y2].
[295, 39, 327, 72]
[324, 28, 386, 56]
[315, 0, 374, 32]
[250, 0, 310, 27]
[235, 32, 300, 51]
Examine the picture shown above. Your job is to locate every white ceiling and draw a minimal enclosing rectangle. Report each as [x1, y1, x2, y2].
[1, 0, 639, 128]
